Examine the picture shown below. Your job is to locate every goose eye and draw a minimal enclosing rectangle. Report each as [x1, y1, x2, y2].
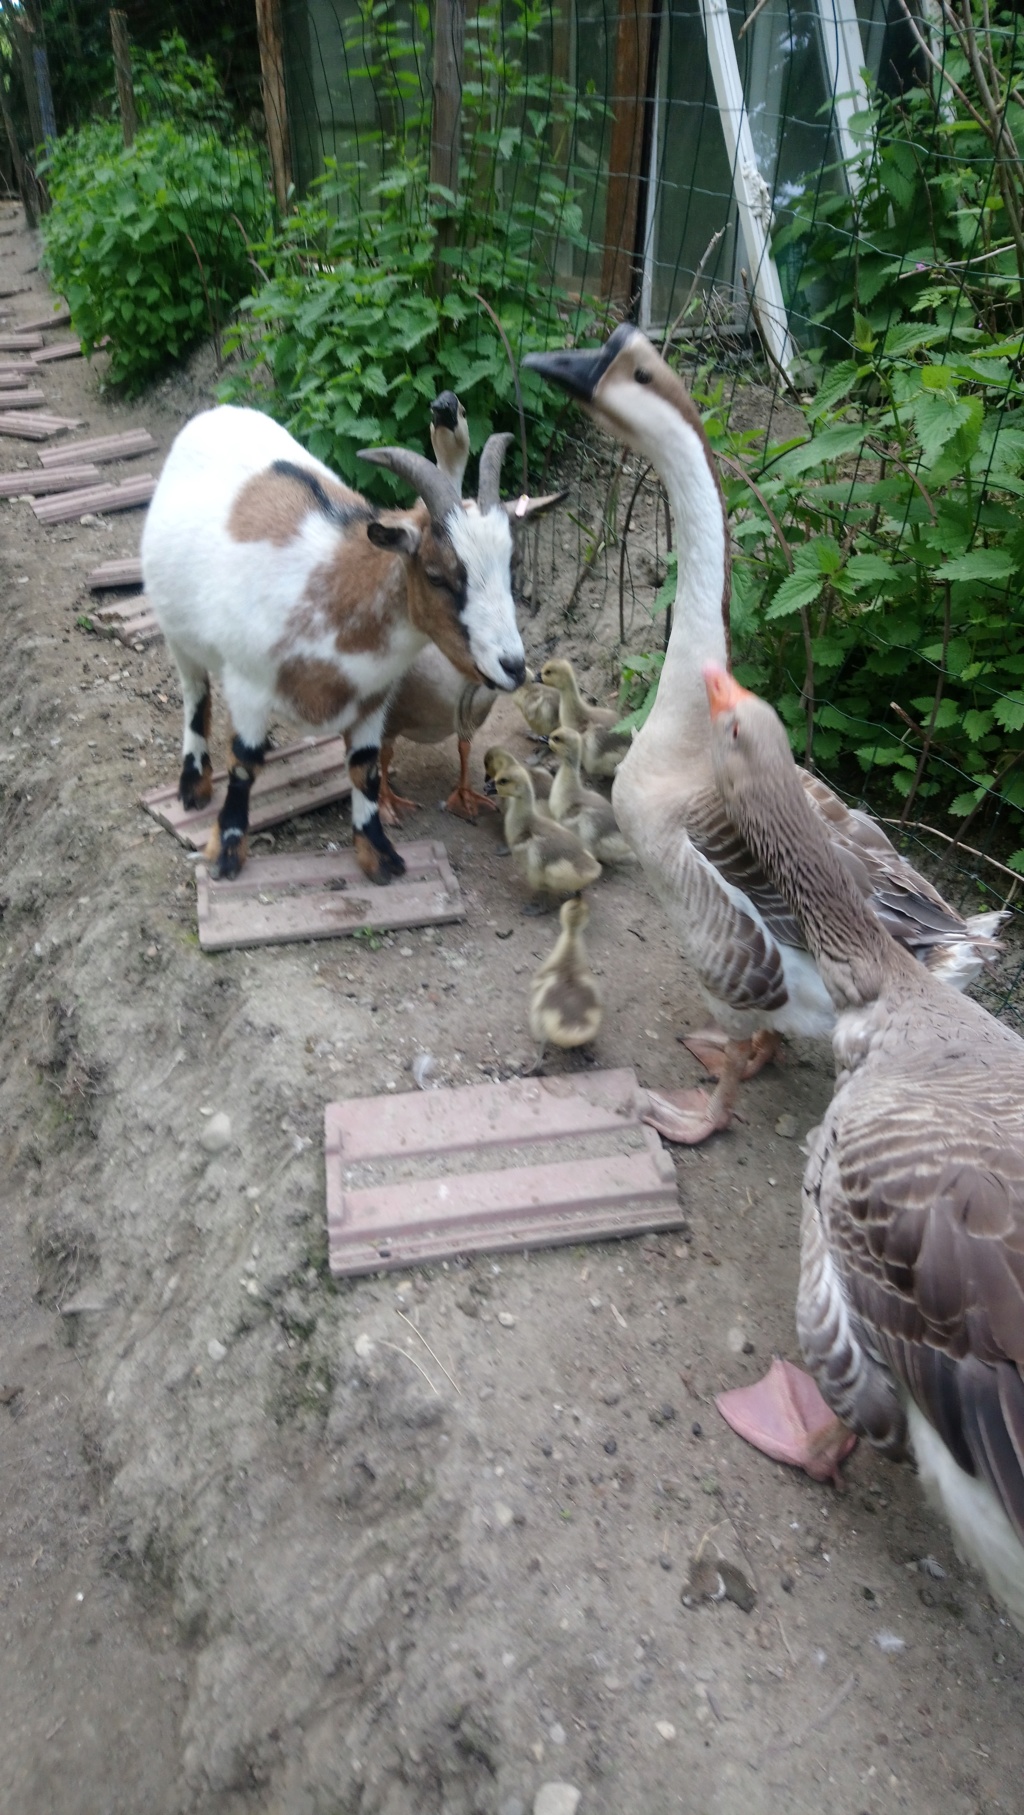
[635, 367, 653, 385]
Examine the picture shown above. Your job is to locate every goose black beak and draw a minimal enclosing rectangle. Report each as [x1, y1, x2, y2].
[523, 324, 633, 402]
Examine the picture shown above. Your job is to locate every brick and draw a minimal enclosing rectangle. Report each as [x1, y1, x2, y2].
[87, 557, 143, 590]
[0, 464, 100, 496]
[32, 473, 155, 523]
[41, 430, 157, 467]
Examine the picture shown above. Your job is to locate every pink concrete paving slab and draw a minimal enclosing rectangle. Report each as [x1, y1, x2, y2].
[0, 413, 83, 439]
[17, 306, 71, 331]
[195, 839, 464, 952]
[0, 464, 100, 497]
[141, 736, 352, 848]
[33, 473, 155, 523]
[0, 331, 42, 349]
[41, 429, 156, 467]
[0, 366, 38, 385]
[30, 339, 82, 363]
[325, 1067, 681, 1276]
[87, 556, 143, 590]
[92, 594, 160, 646]
[331, 1066, 646, 1164]
[0, 388, 48, 408]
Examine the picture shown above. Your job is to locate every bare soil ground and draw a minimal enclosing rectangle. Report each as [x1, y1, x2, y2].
[2, 202, 1023, 1815]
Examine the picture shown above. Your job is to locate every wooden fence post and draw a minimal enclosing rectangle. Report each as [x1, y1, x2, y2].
[255, 0, 292, 212]
[109, 11, 137, 148]
[602, 1, 654, 313]
[430, 0, 465, 294]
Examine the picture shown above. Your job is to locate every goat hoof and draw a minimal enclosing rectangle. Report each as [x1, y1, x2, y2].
[212, 833, 246, 880]
[354, 829, 406, 884]
[179, 753, 213, 811]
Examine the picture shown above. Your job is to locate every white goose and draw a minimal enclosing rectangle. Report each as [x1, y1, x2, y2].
[378, 394, 566, 822]
[705, 661, 1024, 1630]
[525, 327, 1004, 1142]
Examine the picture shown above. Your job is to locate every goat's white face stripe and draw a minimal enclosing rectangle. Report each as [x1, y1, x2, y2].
[447, 505, 523, 689]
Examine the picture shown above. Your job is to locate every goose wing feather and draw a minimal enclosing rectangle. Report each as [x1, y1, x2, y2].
[816, 1047, 1024, 1538]
[687, 780, 806, 950]
[799, 770, 1002, 966]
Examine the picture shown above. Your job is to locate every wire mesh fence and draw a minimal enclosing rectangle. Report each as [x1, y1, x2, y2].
[12, 2, 1024, 1001]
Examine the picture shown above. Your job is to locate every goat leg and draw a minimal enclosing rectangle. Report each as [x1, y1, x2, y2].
[175, 661, 214, 810]
[204, 731, 267, 880]
[349, 741, 406, 884]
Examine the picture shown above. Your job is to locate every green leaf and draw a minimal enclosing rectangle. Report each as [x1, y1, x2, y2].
[936, 547, 1017, 583]
[766, 569, 825, 617]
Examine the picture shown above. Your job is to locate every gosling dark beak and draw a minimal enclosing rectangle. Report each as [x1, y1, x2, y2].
[482, 776, 497, 798]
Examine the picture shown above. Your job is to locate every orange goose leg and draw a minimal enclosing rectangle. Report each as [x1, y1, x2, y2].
[641, 1037, 755, 1144]
[716, 1358, 857, 1487]
[378, 741, 418, 826]
[444, 738, 498, 821]
[683, 1026, 782, 1080]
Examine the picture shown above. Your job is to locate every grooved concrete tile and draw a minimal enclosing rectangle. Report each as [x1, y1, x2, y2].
[87, 556, 144, 590]
[42, 430, 156, 468]
[0, 387, 47, 408]
[0, 464, 100, 496]
[30, 339, 82, 362]
[326, 1067, 681, 1276]
[140, 736, 352, 847]
[195, 839, 464, 952]
[0, 412, 83, 439]
[92, 593, 160, 646]
[33, 473, 155, 523]
[17, 305, 72, 331]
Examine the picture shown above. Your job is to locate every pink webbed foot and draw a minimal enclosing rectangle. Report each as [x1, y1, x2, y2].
[683, 1028, 782, 1081]
[716, 1357, 857, 1486]
[641, 1085, 736, 1145]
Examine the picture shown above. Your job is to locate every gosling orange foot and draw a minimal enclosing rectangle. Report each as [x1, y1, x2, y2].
[716, 1358, 857, 1487]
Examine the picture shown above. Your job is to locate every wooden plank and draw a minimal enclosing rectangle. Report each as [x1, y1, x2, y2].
[816, 0, 869, 190]
[140, 735, 352, 847]
[699, 0, 795, 375]
[429, 0, 465, 293]
[0, 413, 82, 439]
[30, 338, 82, 363]
[32, 472, 155, 522]
[87, 556, 143, 590]
[109, 9, 137, 147]
[601, 0, 654, 310]
[39, 428, 157, 467]
[194, 839, 465, 952]
[325, 1067, 681, 1276]
[0, 464, 100, 496]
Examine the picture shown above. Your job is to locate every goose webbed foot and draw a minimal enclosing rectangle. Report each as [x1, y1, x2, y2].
[641, 1084, 735, 1145]
[683, 1028, 782, 1081]
[716, 1357, 857, 1487]
[377, 779, 419, 826]
[444, 782, 498, 821]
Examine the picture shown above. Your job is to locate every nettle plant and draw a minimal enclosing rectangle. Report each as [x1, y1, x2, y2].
[624, 31, 1024, 868]
[41, 39, 268, 391]
[220, 0, 607, 493]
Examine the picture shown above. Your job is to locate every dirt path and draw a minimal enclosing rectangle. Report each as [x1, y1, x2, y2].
[1, 202, 1022, 1815]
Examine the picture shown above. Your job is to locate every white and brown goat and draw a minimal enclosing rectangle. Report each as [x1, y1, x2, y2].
[142, 404, 535, 882]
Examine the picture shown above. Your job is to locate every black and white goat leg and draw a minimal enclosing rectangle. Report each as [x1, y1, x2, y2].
[348, 702, 405, 884]
[204, 729, 268, 880]
[172, 644, 213, 810]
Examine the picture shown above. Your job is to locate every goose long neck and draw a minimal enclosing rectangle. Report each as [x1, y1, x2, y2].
[637, 411, 730, 761]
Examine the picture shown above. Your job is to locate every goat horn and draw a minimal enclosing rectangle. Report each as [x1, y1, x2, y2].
[357, 447, 461, 524]
[476, 431, 513, 513]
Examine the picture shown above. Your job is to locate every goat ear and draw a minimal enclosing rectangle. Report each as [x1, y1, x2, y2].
[504, 488, 570, 524]
[367, 519, 422, 557]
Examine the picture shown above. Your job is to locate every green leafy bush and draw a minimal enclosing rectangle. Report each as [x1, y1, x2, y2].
[219, 0, 606, 492]
[40, 119, 269, 392]
[624, 20, 1024, 870]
